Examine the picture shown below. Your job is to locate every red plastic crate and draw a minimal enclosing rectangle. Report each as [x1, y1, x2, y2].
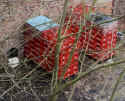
[79, 27, 117, 60]
[82, 26, 117, 60]
[23, 18, 79, 79]
[65, 4, 95, 26]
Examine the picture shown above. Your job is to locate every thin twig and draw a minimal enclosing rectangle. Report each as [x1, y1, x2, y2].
[109, 68, 125, 101]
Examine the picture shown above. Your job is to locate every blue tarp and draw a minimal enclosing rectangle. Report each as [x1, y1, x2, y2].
[26, 16, 58, 31]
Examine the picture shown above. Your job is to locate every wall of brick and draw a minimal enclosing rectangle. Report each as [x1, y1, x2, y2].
[0, 0, 114, 55]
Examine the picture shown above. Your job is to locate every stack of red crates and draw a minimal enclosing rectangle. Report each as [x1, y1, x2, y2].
[79, 25, 117, 60]
[23, 4, 117, 79]
[23, 16, 79, 79]
[67, 4, 117, 60]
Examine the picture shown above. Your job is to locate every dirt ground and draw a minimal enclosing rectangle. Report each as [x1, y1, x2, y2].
[0, 0, 125, 101]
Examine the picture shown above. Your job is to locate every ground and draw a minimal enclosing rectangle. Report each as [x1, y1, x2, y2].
[0, 0, 125, 101]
